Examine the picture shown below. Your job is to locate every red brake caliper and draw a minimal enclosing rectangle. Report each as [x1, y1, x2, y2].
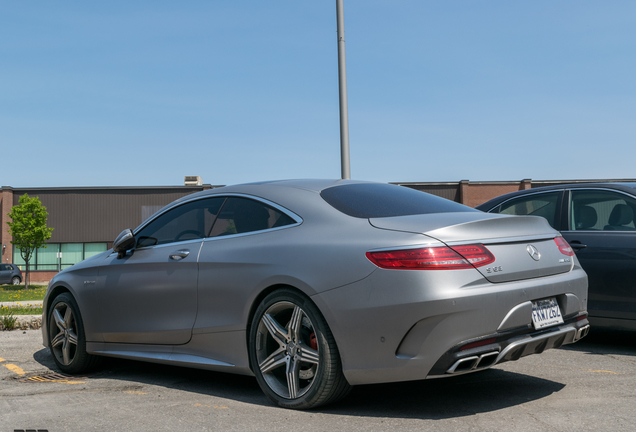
[310, 333, 317, 351]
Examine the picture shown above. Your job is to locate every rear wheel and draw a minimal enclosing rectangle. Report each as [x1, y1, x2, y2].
[248, 289, 351, 409]
[11, 276, 20, 285]
[48, 293, 100, 374]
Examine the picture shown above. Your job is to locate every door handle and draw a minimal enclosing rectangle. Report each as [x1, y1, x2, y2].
[569, 242, 587, 250]
[169, 250, 190, 261]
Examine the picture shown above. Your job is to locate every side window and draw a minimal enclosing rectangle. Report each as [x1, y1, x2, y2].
[570, 190, 636, 231]
[493, 192, 560, 229]
[209, 197, 296, 237]
[135, 198, 225, 247]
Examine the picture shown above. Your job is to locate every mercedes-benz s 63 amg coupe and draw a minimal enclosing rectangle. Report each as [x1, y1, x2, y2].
[43, 180, 589, 409]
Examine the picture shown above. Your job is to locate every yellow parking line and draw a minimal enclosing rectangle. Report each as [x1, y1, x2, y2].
[53, 379, 86, 384]
[4, 364, 26, 376]
[0, 357, 5, 362]
[587, 369, 620, 375]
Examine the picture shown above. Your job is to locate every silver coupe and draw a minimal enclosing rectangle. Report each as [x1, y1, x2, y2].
[42, 180, 589, 409]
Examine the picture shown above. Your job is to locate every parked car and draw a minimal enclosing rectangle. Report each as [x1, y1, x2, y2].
[0, 263, 22, 285]
[477, 183, 636, 332]
[42, 180, 589, 409]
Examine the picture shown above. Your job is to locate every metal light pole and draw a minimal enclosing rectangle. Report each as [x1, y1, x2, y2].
[336, 0, 351, 179]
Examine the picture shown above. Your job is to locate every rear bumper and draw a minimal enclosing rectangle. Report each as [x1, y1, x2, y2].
[428, 316, 589, 378]
[315, 266, 588, 386]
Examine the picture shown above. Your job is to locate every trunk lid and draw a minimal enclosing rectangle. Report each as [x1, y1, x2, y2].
[369, 213, 573, 283]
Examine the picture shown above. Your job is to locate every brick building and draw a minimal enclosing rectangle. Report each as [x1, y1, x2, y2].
[2, 178, 634, 283]
[1, 183, 216, 283]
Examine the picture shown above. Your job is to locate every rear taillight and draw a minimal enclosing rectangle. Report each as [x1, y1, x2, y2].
[450, 244, 496, 267]
[554, 237, 575, 256]
[366, 244, 495, 270]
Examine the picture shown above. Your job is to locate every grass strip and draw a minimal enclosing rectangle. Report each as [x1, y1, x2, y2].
[0, 284, 47, 291]
[0, 286, 47, 302]
[1, 306, 43, 316]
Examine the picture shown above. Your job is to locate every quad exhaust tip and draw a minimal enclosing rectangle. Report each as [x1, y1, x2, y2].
[446, 324, 590, 375]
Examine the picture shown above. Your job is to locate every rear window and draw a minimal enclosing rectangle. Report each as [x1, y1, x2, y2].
[320, 183, 475, 218]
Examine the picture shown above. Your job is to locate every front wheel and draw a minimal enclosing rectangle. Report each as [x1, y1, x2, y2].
[48, 293, 101, 374]
[248, 289, 351, 409]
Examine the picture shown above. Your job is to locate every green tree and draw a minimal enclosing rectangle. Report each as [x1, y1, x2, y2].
[6, 194, 54, 287]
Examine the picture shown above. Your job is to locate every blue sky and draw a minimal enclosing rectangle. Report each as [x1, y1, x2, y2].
[2, 1, 635, 187]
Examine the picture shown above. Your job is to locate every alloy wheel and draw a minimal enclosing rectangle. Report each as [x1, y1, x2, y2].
[49, 302, 79, 366]
[255, 301, 320, 399]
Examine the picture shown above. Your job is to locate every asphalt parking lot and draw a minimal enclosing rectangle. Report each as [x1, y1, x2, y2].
[0, 328, 634, 432]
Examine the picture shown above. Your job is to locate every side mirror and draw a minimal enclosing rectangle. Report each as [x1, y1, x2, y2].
[113, 229, 135, 259]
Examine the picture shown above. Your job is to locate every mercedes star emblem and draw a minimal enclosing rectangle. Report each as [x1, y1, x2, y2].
[527, 244, 541, 261]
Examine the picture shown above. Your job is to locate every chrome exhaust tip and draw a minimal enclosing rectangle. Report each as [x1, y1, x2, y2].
[447, 356, 479, 373]
[447, 351, 500, 374]
[476, 351, 499, 369]
[576, 325, 590, 340]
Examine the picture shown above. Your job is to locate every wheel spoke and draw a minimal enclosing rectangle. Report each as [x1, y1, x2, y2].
[259, 347, 288, 374]
[53, 308, 66, 332]
[62, 339, 71, 365]
[51, 331, 65, 348]
[298, 343, 319, 365]
[63, 307, 73, 327]
[262, 313, 288, 347]
[286, 356, 301, 399]
[288, 306, 303, 340]
[67, 330, 79, 346]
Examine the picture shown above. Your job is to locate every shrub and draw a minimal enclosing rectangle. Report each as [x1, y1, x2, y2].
[0, 311, 18, 331]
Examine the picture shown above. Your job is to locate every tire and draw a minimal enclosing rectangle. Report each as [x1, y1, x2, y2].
[248, 289, 351, 409]
[11, 276, 21, 285]
[47, 293, 101, 374]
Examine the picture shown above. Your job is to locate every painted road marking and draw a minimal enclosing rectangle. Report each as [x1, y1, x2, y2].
[587, 369, 620, 375]
[25, 376, 86, 384]
[1, 357, 26, 376]
[19, 373, 87, 384]
[544, 365, 623, 375]
[5, 363, 26, 376]
[194, 403, 229, 409]
[2, 358, 85, 382]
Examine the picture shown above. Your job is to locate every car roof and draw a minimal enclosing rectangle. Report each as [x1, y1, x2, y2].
[220, 179, 373, 192]
[145, 179, 380, 220]
[172, 179, 376, 202]
[532, 182, 636, 191]
[476, 182, 636, 211]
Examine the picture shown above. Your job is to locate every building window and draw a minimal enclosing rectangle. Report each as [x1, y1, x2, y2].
[13, 243, 108, 271]
[34, 244, 60, 271]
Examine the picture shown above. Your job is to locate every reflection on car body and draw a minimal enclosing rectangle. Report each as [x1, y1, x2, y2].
[42, 180, 589, 409]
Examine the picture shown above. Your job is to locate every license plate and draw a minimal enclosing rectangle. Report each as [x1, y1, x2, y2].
[531, 297, 564, 329]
